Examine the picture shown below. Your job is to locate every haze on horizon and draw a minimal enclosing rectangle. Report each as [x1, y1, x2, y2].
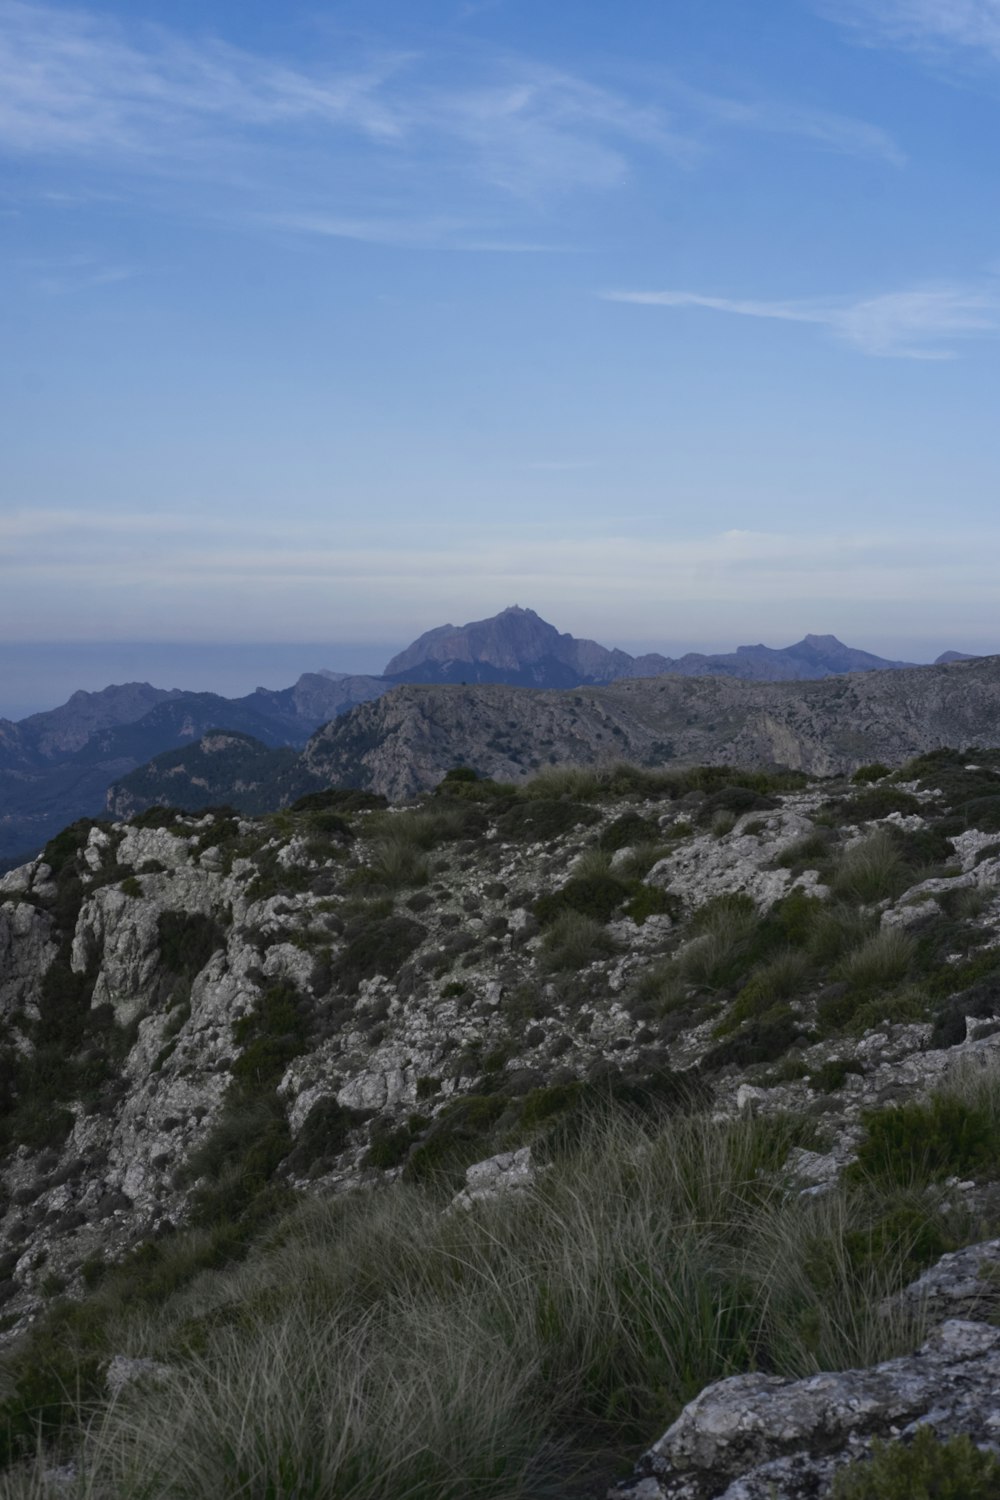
[4, 0, 1000, 688]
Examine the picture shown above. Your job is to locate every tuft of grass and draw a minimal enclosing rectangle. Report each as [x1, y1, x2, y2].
[721, 949, 810, 1032]
[570, 845, 616, 880]
[831, 831, 908, 905]
[0, 1106, 934, 1499]
[771, 828, 834, 871]
[678, 894, 761, 993]
[836, 927, 916, 994]
[540, 911, 620, 972]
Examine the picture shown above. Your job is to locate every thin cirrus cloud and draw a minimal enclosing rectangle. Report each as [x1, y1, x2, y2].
[602, 284, 1000, 358]
[0, 0, 903, 251]
[820, 0, 1000, 64]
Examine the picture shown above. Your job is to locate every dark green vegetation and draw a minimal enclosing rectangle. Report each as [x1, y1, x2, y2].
[832, 1427, 1000, 1499]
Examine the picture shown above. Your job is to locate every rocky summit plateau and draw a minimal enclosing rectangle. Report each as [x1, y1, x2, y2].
[7, 744, 1000, 1494]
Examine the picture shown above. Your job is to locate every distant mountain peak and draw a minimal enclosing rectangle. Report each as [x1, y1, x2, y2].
[382, 608, 922, 691]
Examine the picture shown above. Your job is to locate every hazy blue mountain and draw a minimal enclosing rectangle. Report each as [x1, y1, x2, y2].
[0, 610, 980, 862]
[383, 608, 918, 687]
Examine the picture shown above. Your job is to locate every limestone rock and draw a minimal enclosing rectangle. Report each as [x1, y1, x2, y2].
[611, 1321, 1000, 1500]
[450, 1146, 537, 1210]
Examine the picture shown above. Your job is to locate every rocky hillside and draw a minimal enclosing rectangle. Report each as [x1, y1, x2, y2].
[304, 651, 1000, 801]
[0, 673, 385, 867]
[6, 750, 1000, 1492]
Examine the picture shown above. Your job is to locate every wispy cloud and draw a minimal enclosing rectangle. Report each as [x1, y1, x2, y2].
[661, 76, 904, 165]
[0, 2, 691, 195]
[820, 1, 1000, 65]
[602, 283, 1000, 358]
[0, 1, 904, 252]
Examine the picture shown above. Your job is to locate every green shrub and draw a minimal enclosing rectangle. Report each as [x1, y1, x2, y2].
[158, 911, 225, 978]
[771, 829, 834, 870]
[615, 841, 670, 880]
[290, 789, 386, 813]
[623, 884, 678, 925]
[700, 1009, 800, 1069]
[535, 873, 630, 926]
[810, 1058, 864, 1093]
[334, 915, 426, 990]
[496, 799, 601, 843]
[698, 786, 777, 825]
[832, 1426, 1000, 1499]
[440, 765, 479, 784]
[836, 788, 923, 823]
[599, 813, 661, 852]
[843, 1199, 954, 1285]
[404, 1094, 508, 1184]
[41, 818, 107, 879]
[722, 949, 810, 1031]
[129, 804, 185, 829]
[849, 1092, 1000, 1188]
[851, 764, 892, 784]
[679, 894, 761, 992]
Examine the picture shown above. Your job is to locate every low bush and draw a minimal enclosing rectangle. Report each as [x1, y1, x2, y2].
[158, 911, 225, 979]
[849, 1090, 1000, 1188]
[851, 763, 891, 784]
[831, 1426, 1000, 1499]
[599, 812, 662, 851]
[496, 799, 601, 843]
[334, 914, 427, 990]
[834, 788, 923, 824]
[290, 789, 386, 813]
[535, 873, 630, 926]
[810, 1058, 864, 1093]
[678, 894, 761, 992]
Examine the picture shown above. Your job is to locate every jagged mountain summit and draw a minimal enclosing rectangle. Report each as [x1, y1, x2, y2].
[381, 605, 921, 687]
[383, 604, 635, 686]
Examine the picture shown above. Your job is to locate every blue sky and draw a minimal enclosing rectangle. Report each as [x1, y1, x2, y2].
[3, 0, 1000, 710]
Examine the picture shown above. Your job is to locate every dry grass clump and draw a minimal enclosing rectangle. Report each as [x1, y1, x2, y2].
[678, 894, 761, 992]
[571, 845, 615, 880]
[831, 831, 907, 905]
[0, 1099, 946, 1500]
[836, 927, 916, 992]
[541, 910, 620, 972]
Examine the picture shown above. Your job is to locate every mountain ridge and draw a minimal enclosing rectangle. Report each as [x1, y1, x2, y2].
[0, 608, 988, 861]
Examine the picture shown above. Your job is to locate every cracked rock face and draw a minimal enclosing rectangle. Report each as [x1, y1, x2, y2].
[612, 1320, 1000, 1500]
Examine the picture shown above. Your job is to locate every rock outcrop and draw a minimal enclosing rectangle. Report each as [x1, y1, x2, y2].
[611, 1319, 1000, 1499]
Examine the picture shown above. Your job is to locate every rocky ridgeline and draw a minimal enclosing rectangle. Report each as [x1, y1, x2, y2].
[6, 754, 1000, 1490]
